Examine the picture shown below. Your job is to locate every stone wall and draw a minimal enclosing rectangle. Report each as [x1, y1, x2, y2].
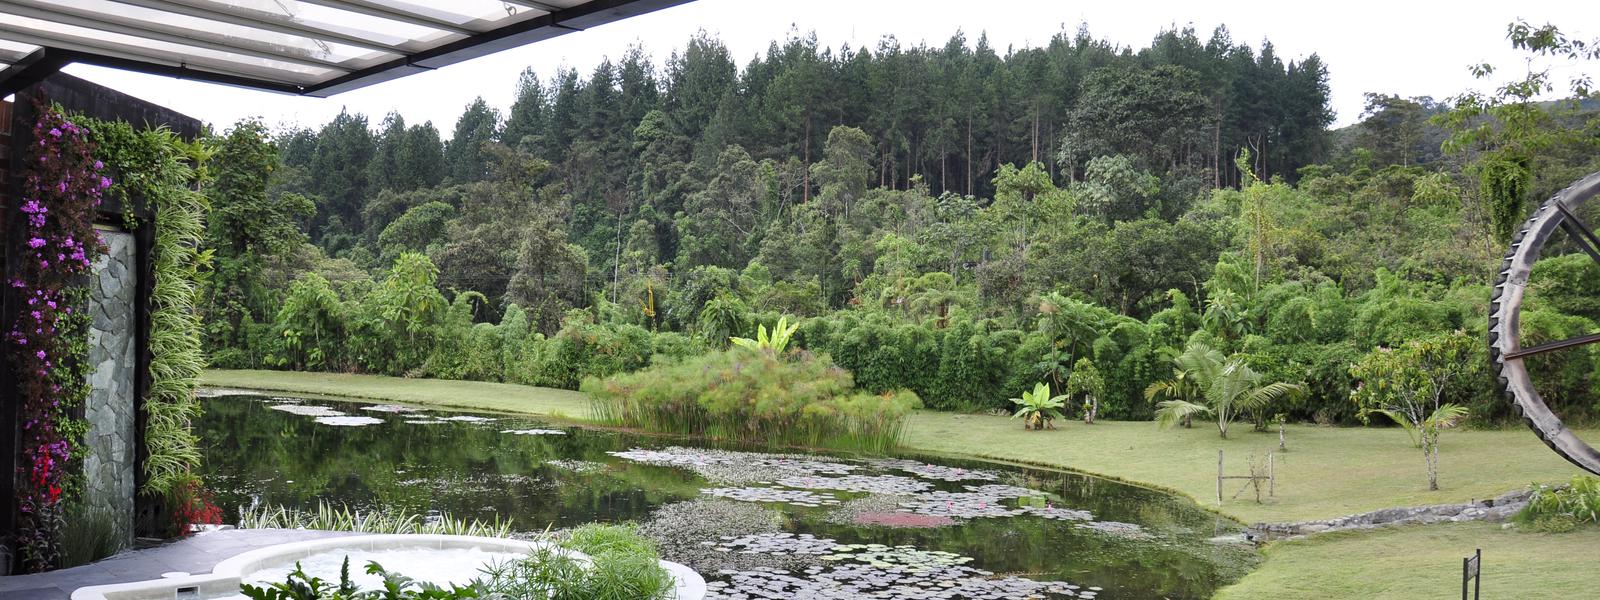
[82, 227, 137, 544]
[1245, 487, 1535, 542]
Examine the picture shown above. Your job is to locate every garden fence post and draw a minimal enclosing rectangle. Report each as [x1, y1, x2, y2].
[1216, 450, 1223, 505]
[1269, 453, 1275, 497]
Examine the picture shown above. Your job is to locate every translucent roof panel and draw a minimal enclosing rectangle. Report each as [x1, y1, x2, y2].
[0, 0, 690, 96]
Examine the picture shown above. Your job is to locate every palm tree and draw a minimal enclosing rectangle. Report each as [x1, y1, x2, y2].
[1152, 342, 1301, 438]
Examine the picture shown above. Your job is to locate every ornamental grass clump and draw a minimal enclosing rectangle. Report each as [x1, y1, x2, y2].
[583, 346, 920, 453]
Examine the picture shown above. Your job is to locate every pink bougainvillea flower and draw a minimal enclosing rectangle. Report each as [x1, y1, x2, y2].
[27, 238, 46, 248]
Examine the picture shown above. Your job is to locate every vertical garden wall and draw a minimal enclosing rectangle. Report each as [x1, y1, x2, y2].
[0, 73, 206, 574]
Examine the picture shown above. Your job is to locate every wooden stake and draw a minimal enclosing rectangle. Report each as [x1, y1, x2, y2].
[1217, 450, 1224, 505]
[1269, 453, 1275, 497]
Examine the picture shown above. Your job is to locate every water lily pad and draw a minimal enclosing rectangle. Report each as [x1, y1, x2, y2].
[313, 415, 384, 426]
[501, 428, 566, 435]
[269, 404, 344, 417]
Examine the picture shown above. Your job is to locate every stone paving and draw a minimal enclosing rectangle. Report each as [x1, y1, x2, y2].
[0, 529, 360, 600]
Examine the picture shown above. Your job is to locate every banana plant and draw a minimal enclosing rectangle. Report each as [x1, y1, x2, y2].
[731, 316, 799, 355]
[1011, 382, 1068, 431]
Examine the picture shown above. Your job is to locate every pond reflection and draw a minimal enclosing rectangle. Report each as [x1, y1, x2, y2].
[197, 394, 1257, 599]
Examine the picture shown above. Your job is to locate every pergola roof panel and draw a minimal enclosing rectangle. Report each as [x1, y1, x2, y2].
[0, 0, 689, 96]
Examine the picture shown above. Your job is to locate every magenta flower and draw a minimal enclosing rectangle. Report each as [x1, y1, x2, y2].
[27, 238, 46, 248]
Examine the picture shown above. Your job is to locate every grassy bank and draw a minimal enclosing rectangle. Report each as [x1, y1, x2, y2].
[201, 369, 1600, 597]
[204, 369, 589, 418]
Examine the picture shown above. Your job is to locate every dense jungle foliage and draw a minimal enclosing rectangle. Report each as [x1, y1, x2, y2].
[198, 23, 1600, 428]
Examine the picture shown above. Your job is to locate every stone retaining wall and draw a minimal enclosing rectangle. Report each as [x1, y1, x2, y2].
[1246, 488, 1535, 542]
[82, 228, 138, 544]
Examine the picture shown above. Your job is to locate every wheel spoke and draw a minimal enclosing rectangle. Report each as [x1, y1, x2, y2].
[1506, 332, 1600, 360]
[1554, 202, 1600, 267]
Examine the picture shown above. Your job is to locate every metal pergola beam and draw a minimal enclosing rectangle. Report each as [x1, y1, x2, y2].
[294, 0, 477, 36]
[502, 0, 565, 13]
[0, 0, 692, 98]
[1, 47, 303, 97]
[0, 21, 316, 87]
[304, 0, 688, 97]
[0, 1, 355, 73]
[0, 46, 68, 97]
[105, 0, 407, 54]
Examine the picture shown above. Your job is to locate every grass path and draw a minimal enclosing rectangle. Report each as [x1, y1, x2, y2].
[202, 369, 1600, 598]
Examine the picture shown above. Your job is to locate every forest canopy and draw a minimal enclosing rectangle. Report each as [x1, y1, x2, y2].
[198, 22, 1600, 428]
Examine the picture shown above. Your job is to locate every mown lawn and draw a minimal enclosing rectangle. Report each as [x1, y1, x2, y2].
[203, 369, 590, 419]
[1212, 522, 1600, 599]
[201, 369, 1600, 598]
[901, 413, 1596, 524]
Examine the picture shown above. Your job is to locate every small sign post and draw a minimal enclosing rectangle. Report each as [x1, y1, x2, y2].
[1462, 548, 1481, 600]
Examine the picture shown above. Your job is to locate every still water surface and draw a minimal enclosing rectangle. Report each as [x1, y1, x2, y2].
[197, 392, 1257, 599]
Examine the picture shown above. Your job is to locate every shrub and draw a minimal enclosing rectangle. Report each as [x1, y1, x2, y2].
[1516, 476, 1600, 532]
[583, 349, 920, 452]
[480, 523, 673, 600]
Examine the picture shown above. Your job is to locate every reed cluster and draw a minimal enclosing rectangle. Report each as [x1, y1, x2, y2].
[583, 349, 920, 453]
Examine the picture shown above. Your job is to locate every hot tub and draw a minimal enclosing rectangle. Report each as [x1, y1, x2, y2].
[69, 534, 706, 600]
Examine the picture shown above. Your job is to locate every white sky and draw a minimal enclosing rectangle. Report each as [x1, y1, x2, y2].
[59, 0, 1600, 134]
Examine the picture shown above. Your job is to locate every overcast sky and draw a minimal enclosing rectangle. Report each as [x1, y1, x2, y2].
[60, 0, 1600, 135]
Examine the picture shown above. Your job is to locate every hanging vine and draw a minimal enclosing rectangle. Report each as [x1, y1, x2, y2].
[5, 102, 110, 572]
[85, 117, 216, 535]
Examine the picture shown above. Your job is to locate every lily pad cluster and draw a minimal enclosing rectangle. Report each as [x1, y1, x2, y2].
[820, 545, 972, 573]
[702, 563, 1100, 600]
[703, 487, 841, 506]
[609, 447, 857, 484]
[866, 458, 1000, 482]
[898, 485, 1093, 521]
[313, 416, 385, 427]
[706, 532, 839, 556]
[268, 403, 345, 417]
[360, 404, 421, 413]
[501, 428, 566, 436]
[1074, 520, 1151, 540]
[546, 459, 604, 473]
[774, 474, 932, 495]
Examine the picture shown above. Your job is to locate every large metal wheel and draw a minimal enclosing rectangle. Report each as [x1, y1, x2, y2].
[1489, 171, 1600, 476]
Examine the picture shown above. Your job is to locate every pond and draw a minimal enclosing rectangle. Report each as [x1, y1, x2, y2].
[196, 392, 1258, 599]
